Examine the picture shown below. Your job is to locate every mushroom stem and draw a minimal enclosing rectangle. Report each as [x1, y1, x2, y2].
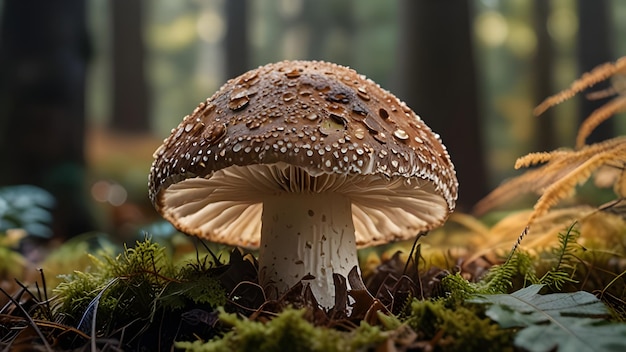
[259, 192, 359, 308]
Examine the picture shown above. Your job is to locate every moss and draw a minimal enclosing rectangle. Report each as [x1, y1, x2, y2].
[52, 238, 226, 337]
[403, 299, 512, 352]
[160, 271, 226, 310]
[440, 273, 479, 304]
[45, 219, 621, 350]
[52, 270, 111, 323]
[176, 308, 388, 352]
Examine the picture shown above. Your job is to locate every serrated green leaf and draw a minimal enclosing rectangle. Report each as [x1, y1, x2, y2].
[516, 320, 626, 352]
[470, 284, 626, 352]
[482, 304, 537, 329]
[471, 284, 609, 324]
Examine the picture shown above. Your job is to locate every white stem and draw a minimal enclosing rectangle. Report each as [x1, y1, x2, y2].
[259, 192, 359, 308]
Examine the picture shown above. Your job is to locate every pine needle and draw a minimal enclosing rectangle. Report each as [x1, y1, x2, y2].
[0, 286, 53, 351]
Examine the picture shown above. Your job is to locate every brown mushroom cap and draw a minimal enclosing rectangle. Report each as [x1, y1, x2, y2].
[148, 60, 458, 248]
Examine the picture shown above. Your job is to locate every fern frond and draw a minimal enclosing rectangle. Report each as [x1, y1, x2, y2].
[517, 250, 541, 285]
[475, 137, 626, 217]
[480, 223, 583, 294]
[528, 141, 626, 225]
[553, 224, 579, 269]
[514, 150, 570, 169]
[465, 207, 582, 271]
[534, 56, 626, 116]
[480, 258, 517, 294]
[540, 222, 581, 290]
[576, 95, 626, 148]
[479, 251, 537, 294]
[527, 172, 589, 224]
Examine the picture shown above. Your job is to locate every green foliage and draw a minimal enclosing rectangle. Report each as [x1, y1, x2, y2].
[403, 298, 512, 352]
[481, 256, 518, 294]
[105, 238, 175, 280]
[31, 218, 623, 351]
[54, 240, 167, 327]
[433, 219, 626, 351]
[0, 185, 55, 238]
[479, 250, 539, 294]
[160, 268, 226, 310]
[0, 185, 55, 278]
[539, 222, 581, 290]
[470, 284, 626, 352]
[53, 259, 113, 324]
[441, 272, 479, 303]
[176, 308, 387, 352]
[477, 222, 585, 295]
[52, 238, 226, 335]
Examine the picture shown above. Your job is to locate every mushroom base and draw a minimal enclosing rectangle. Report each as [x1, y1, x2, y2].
[259, 192, 358, 308]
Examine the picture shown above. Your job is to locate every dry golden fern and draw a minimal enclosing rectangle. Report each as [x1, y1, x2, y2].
[475, 56, 626, 253]
[575, 94, 626, 148]
[466, 207, 592, 264]
[475, 136, 626, 221]
[534, 56, 626, 149]
[533, 56, 626, 115]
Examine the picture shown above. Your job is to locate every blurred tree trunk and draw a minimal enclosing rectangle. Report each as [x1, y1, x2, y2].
[225, 0, 249, 77]
[110, 0, 150, 132]
[0, 0, 94, 238]
[533, 0, 557, 152]
[577, 0, 613, 143]
[394, 0, 486, 210]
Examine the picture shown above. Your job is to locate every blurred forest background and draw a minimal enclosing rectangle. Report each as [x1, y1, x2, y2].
[1, 0, 625, 245]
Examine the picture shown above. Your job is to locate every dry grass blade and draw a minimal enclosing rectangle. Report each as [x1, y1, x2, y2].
[534, 56, 626, 116]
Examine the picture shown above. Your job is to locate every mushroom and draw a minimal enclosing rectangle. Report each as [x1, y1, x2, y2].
[148, 60, 458, 308]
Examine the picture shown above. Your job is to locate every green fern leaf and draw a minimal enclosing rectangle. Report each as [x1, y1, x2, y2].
[470, 284, 626, 352]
